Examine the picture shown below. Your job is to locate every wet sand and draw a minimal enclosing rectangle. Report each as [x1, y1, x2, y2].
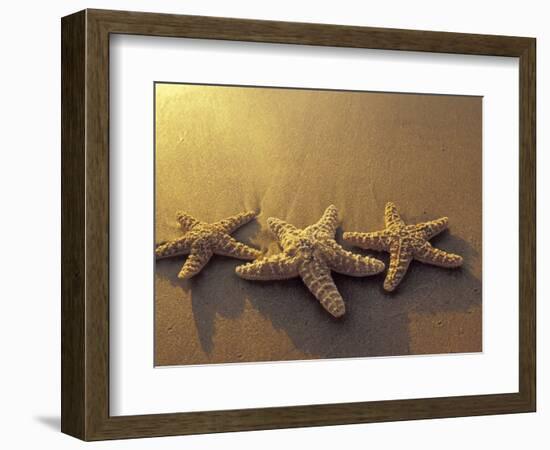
[154, 83, 482, 366]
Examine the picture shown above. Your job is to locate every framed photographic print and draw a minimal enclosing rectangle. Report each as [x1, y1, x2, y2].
[61, 9, 536, 440]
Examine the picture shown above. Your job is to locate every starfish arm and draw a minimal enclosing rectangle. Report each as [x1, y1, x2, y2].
[326, 241, 385, 276]
[342, 231, 391, 251]
[299, 259, 345, 318]
[384, 202, 405, 228]
[213, 235, 261, 260]
[310, 204, 339, 236]
[235, 253, 299, 280]
[414, 242, 463, 268]
[178, 247, 213, 279]
[416, 217, 449, 240]
[384, 240, 413, 291]
[155, 235, 193, 259]
[176, 212, 200, 231]
[214, 211, 257, 234]
[267, 217, 299, 243]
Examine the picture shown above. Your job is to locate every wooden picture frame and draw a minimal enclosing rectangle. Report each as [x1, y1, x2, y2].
[61, 9, 536, 441]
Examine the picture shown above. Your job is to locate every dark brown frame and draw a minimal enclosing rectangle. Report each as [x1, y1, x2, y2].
[61, 9, 536, 441]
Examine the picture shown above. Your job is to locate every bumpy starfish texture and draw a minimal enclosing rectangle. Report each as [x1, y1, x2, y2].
[343, 202, 463, 292]
[155, 211, 261, 279]
[235, 205, 385, 318]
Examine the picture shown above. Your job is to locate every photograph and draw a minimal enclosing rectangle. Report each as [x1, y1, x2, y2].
[153, 83, 482, 367]
[3, 1, 536, 445]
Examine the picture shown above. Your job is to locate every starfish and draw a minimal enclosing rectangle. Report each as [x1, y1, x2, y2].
[235, 205, 385, 318]
[155, 210, 261, 279]
[343, 202, 463, 292]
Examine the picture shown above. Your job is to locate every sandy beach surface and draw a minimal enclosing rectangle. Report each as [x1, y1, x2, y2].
[154, 83, 482, 366]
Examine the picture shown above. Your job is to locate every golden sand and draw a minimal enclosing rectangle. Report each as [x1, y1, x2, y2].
[154, 84, 482, 366]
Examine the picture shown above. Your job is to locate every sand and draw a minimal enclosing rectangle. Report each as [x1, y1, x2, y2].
[154, 83, 482, 366]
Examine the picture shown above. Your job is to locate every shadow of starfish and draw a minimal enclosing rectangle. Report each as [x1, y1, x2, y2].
[155, 223, 481, 362]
